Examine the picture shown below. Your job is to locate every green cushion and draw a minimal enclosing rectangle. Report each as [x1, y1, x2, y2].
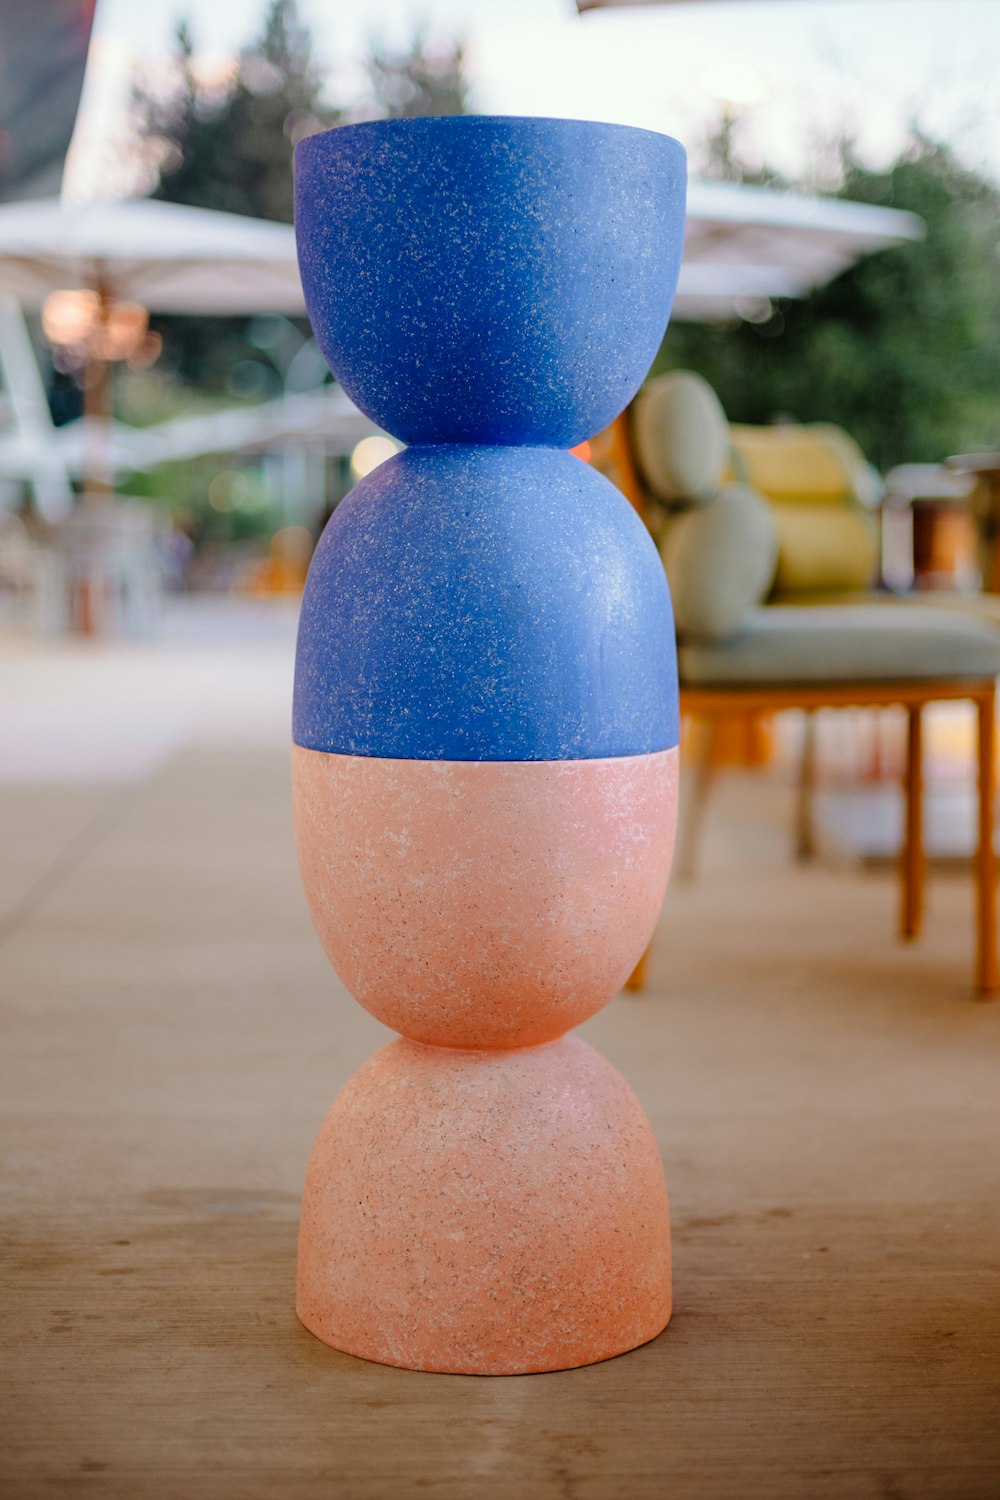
[679, 604, 1000, 686]
[660, 482, 778, 641]
[632, 371, 729, 503]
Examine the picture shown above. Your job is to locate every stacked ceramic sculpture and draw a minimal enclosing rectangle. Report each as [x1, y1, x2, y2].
[291, 116, 687, 1374]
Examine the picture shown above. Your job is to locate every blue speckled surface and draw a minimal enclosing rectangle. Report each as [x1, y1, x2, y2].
[293, 446, 678, 761]
[294, 116, 686, 448]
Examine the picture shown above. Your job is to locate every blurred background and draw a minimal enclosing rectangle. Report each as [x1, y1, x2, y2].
[1, 0, 998, 637]
[3, 0, 999, 855]
[4, 8, 1000, 1489]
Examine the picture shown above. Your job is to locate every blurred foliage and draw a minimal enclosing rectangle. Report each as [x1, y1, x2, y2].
[126, 457, 282, 541]
[142, 2, 335, 224]
[116, 374, 283, 542]
[132, 0, 334, 389]
[659, 133, 1000, 470]
[361, 34, 469, 120]
[115, 368, 237, 428]
[131, 0, 469, 394]
[699, 110, 786, 188]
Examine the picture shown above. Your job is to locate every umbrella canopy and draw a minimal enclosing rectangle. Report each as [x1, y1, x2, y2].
[0, 196, 305, 314]
[0, 197, 306, 509]
[0, 182, 923, 323]
[126, 387, 376, 471]
[675, 179, 922, 319]
[0, 183, 921, 329]
[0, 388, 376, 484]
[0, 416, 141, 481]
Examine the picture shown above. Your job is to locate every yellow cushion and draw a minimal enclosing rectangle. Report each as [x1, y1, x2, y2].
[809, 424, 879, 503]
[730, 424, 857, 506]
[632, 371, 729, 503]
[770, 507, 878, 595]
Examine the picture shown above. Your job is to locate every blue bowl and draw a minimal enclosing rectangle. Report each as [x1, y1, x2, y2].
[294, 116, 686, 447]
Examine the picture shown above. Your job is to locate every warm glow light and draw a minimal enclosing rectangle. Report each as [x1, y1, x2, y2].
[271, 526, 314, 563]
[42, 289, 100, 347]
[41, 289, 152, 365]
[350, 435, 401, 479]
[95, 301, 148, 361]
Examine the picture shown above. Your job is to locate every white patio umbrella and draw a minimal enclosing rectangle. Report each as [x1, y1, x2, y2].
[0, 196, 304, 314]
[0, 196, 305, 499]
[0, 416, 144, 481]
[130, 386, 376, 469]
[676, 178, 923, 320]
[0, 184, 921, 336]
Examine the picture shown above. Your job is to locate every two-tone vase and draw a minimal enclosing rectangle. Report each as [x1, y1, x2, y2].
[291, 115, 686, 1374]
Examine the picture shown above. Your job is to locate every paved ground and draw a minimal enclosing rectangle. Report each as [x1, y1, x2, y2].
[2, 603, 999, 1499]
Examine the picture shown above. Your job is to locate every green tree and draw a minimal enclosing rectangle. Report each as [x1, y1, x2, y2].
[660, 133, 1000, 471]
[361, 34, 469, 120]
[132, 1, 337, 389]
[700, 111, 787, 189]
[132, 4, 470, 392]
[143, 0, 336, 224]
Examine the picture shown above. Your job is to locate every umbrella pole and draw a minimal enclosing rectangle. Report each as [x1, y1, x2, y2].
[83, 279, 115, 499]
[76, 287, 114, 634]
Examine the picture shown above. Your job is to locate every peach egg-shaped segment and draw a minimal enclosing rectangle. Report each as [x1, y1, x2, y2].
[292, 746, 678, 1050]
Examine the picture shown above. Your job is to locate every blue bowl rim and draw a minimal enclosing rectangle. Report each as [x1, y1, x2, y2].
[294, 113, 686, 167]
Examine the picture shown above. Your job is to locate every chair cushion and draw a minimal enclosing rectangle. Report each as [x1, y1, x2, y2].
[729, 423, 863, 505]
[812, 424, 885, 506]
[899, 591, 1000, 627]
[770, 507, 878, 595]
[679, 604, 1000, 686]
[660, 483, 778, 641]
[632, 371, 729, 503]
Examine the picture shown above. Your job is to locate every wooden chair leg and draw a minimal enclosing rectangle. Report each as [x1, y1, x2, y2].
[676, 716, 718, 882]
[900, 703, 925, 941]
[975, 684, 997, 997]
[625, 946, 650, 992]
[795, 709, 817, 861]
[628, 711, 709, 993]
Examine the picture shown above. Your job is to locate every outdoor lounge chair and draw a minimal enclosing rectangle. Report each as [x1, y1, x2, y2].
[599, 371, 1000, 997]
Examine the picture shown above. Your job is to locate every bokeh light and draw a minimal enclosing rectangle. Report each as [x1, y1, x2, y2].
[350, 435, 402, 479]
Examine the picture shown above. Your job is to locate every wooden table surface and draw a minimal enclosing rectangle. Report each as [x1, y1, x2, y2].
[3, 734, 1000, 1500]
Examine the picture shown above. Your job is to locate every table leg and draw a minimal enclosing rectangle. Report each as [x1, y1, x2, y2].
[795, 710, 817, 861]
[901, 704, 925, 941]
[976, 685, 997, 996]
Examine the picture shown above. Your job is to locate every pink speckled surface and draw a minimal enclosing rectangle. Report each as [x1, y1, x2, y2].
[296, 1034, 671, 1375]
[291, 747, 678, 1049]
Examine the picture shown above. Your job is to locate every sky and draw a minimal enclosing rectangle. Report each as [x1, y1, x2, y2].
[65, 0, 1000, 201]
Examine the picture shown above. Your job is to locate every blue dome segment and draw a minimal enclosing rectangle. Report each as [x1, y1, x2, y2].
[294, 116, 686, 449]
[293, 446, 679, 761]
